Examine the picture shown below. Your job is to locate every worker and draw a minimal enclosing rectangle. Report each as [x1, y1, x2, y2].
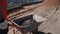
[0, 0, 8, 34]
[0, 11, 8, 34]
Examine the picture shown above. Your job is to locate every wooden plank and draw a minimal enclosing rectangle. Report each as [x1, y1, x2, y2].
[34, 6, 57, 18]
[34, 6, 58, 27]
[39, 6, 60, 34]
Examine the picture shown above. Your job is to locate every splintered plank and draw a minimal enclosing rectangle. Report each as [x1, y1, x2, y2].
[39, 7, 60, 34]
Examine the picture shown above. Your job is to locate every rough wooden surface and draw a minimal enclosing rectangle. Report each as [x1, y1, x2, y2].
[37, 6, 60, 34]
[36, 1, 60, 34]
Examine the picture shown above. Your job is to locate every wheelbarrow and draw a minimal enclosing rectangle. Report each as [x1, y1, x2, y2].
[8, 15, 46, 34]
